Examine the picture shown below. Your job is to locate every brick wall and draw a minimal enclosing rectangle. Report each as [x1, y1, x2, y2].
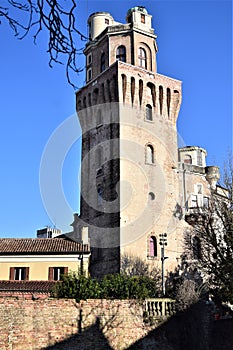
[0, 297, 216, 350]
[0, 297, 155, 350]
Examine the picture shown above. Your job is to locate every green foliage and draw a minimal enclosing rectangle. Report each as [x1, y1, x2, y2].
[52, 272, 158, 302]
[100, 274, 158, 299]
[52, 272, 102, 302]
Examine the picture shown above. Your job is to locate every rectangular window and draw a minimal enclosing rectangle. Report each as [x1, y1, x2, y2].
[203, 196, 209, 208]
[105, 18, 109, 25]
[48, 267, 68, 281]
[141, 14, 145, 23]
[191, 194, 198, 208]
[10, 267, 29, 280]
[197, 184, 202, 194]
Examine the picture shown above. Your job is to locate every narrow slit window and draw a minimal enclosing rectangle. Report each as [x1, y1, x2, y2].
[101, 53, 106, 72]
[146, 104, 152, 121]
[146, 144, 154, 164]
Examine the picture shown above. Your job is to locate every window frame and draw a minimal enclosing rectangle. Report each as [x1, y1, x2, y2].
[10, 267, 29, 281]
[148, 235, 157, 258]
[116, 45, 126, 63]
[48, 267, 68, 281]
[138, 47, 147, 69]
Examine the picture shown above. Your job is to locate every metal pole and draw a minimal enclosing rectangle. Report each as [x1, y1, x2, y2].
[161, 245, 165, 296]
[159, 233, 168, 297]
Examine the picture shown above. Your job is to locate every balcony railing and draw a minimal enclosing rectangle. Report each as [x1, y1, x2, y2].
[145, 298, 176, 319]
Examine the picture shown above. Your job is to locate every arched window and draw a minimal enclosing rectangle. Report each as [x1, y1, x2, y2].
[146, 144, 154, 164]
[159, 85, 163, 115]
[149, 192, 155, 200]
[149, 236, 157, 257]
[146, 104, 152, 121]
[116, 46, 126, 62]
[138, 47, 147, 68]
[184, 154, 192, 164]
[87, 68, 92, 82]
[101, 52, 106, 72]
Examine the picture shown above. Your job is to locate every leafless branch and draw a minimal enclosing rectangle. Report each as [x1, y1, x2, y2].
[0, 0, 88, 88]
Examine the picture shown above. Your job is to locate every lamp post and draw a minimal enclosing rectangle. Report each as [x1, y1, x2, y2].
[78, 242, 84, 275]
[159, 233, 168, 296]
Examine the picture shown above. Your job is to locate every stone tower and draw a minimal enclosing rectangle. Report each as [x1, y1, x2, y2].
[73, 7, 183, 277]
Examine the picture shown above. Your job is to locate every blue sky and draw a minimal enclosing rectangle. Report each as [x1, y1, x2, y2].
[0, 0, 232, 237]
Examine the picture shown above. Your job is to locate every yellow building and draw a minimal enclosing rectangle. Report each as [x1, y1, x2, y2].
[0, 238, 90, 297]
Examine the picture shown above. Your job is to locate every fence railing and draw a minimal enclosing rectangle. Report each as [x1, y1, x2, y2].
[145, 298, 176, 318]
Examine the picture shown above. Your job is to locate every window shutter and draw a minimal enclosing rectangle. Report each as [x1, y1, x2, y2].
[25, 267, 29, 280]
[9, 267, 14, 280]
[48, 267, 53, 281]
[64, 267, 68, 275]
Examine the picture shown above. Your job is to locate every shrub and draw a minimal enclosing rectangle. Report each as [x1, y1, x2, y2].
[52, 272, 159, 301]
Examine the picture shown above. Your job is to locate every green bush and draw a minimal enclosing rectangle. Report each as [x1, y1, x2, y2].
[52, 272, 102, 302]
[52, 272, 159, 301]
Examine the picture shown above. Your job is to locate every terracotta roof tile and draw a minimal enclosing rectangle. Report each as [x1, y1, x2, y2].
[0, 238, 90, 254]
[0, 280, 57, 292]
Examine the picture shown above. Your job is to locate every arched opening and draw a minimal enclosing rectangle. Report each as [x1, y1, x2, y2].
[147, 82, 156, 107]
[121, 74, 127, 103]
[138, 47, 147, 69]
[149, 192, 155, 200]
[146, 144, 154, 164]
[93, 88, 99, 105]
[131, 77, 135, 105]
[83, 96, 87, 109]
[159, 85, 163, 115]
[167, 88, 171, 117]
[149, 236, 157, 257]
[139, 79, 143, 106]
[146, 104, 152, 121]
[116, 45, 126, 62]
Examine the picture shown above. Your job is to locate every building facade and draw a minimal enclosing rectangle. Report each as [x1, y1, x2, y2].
[0, 238, 90, 282]
[71, 7, 220, 278]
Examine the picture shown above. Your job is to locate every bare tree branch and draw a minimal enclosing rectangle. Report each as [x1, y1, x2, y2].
[0, 0, 88, 88]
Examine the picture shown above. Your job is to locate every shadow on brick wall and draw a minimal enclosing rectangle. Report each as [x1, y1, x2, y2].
[44, 318, 114, 350]
[128, 301, 210, 350]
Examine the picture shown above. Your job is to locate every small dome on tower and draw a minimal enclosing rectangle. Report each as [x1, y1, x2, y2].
[127, 6, 148, 16]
